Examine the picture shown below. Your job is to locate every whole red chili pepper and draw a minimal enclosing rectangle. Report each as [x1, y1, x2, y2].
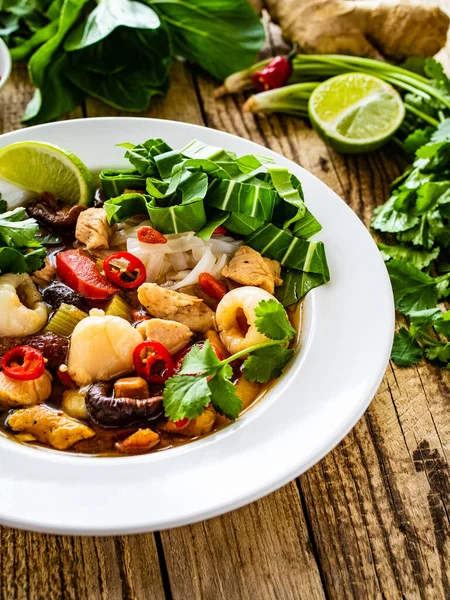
[2, 346, 45, 381]
[198, 272, 227, 301]
[103, 251, 146, 290]
[137, 226, 167, 244]
[133, 340, 174, 384]
[252, 56, 293, 92]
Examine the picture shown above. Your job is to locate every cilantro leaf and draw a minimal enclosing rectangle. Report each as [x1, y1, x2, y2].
[387, 260, 449, 313]
[179, 341, 221, 375]
[391, 328, 423, 367]
[163, 374, 211, 421]
[0, 208, 39, 248]
[425, 343, 450, 364]
[208, 365, 242, 419]
[377, 243, 439, 270]
[243, 346, 294, 383]
[254, 299, 296, 341]
[0, 247, 46, 274]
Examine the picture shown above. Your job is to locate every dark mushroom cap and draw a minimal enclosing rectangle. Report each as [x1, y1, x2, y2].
[85, 381, 163, 429]
[27, 192, 87, 230]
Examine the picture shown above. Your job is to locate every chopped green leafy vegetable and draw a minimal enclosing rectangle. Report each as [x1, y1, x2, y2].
[0, 0, 265, 125]
[162, 298, 297, 421]
[0, 207, 47, 275]
[103, 137, 330, 302]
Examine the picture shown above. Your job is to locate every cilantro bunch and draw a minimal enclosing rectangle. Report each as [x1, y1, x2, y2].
[372, 116, 450, 368]
[163, 300, 296, 421]
[0, 198, 48, 274]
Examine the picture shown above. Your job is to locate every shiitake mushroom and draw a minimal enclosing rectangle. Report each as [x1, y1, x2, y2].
[85, 381, 163, 428]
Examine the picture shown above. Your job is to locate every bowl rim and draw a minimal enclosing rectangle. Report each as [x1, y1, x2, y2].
[0, 38, 12, 92]
[0, 117, 395, 535]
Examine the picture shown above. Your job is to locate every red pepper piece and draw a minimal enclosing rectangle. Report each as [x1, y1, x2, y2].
[198, 272, 227, 301]
[2, 346, 45, 381]
[137, 226, 167, 244]
[133, 340, 174, 384]
[56, 249, 119, 300]
[103, 251, 146, 290]
[213, 226, 227, 235]
[175, 417, 189, 429]
[57, 367, 76, 388]
[252, 56, 293, 92]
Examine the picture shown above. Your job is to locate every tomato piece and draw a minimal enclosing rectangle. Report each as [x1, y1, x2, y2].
[103, 252, 146, 290]
[133, 340, 174, 384]
[56, 249, 119, 300]
[198, 272, 227, 301]
[137, 226, 167, 244]
[2, 346, 45, 381]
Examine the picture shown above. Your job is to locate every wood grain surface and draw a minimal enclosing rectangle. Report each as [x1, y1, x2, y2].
[1, 4, 450, 598]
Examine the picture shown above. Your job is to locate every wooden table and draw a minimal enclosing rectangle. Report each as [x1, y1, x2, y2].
[1, 12, 450, 598]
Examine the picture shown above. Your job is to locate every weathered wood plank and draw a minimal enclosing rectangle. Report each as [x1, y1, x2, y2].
[162, 485, 326, 600]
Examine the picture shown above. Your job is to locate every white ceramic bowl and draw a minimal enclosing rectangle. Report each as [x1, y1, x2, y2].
[0, 38, 11, 91]
[0, 118, 394, 535]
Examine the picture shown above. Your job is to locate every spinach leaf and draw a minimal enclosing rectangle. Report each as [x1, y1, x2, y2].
[276, 269, 328, 307]
[150, 0, 264, 80]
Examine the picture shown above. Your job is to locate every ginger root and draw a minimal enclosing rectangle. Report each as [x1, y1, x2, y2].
[250, 0, 449, 61]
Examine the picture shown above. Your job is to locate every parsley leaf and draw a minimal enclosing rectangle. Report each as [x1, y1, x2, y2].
[208, 365, 242, 419]
[378, 243, 439, 270]
[243, 346, 294, 383]
[254, 299, 296, 341]
[391, 328, 423, 367]
[163, 375, 211, 422]
[179, 341, 221, 375]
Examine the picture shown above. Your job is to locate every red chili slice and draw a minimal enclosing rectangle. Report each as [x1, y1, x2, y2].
[2, 346, 45, 381]
[137, 226, 167, 244]
[213, 226, 227, 235]
[103, 252, 146, 290]
[133, 340, 174, 384]
[198, 272, 227, 301]
[174, 417, 189, 429]
[57, 367, 76, 388]
[252, 55, 293, 91]
[56, 249, 119, 300]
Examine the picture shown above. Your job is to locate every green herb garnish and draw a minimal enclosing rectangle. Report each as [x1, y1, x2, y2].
[162, 300, 296, 422]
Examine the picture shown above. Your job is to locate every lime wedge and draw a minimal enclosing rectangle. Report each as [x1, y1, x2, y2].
[0, 141, 95, 205]
[308, 73, 405, 153]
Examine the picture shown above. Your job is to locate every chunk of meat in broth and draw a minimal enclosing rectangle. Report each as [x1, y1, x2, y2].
[31, 257, 56, 287]
[136, 319, 193, 355]
[75, 207, 114, 250]
[6, 405, 95, 450]
[137, 283, 214, 333]
[0, 370, 52, 409]
[222, 246, 282, 295]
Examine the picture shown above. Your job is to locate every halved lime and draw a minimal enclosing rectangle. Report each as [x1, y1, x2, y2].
[308, 73, 405, 153]
[0, 141, 95, 205]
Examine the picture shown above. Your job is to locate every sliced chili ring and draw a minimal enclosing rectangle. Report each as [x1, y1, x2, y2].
[133, 340, 174, 384]
[103, 251, 146, 290]
[1, 346, 45, 381]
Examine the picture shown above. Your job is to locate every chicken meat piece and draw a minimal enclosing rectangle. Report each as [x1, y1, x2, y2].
[75, 208, 114, 250]
[115, 429, 160, 454]
[137, 283, 214, 333]
[222, 246, 283, 294]
[136, 318, 193, 355]
[7, 405, 95, 450]
[31, 257, 56, 287]
[0, 370, 52, 409]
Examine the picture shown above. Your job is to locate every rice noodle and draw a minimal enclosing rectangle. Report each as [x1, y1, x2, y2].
[121, 223, 242, 288]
